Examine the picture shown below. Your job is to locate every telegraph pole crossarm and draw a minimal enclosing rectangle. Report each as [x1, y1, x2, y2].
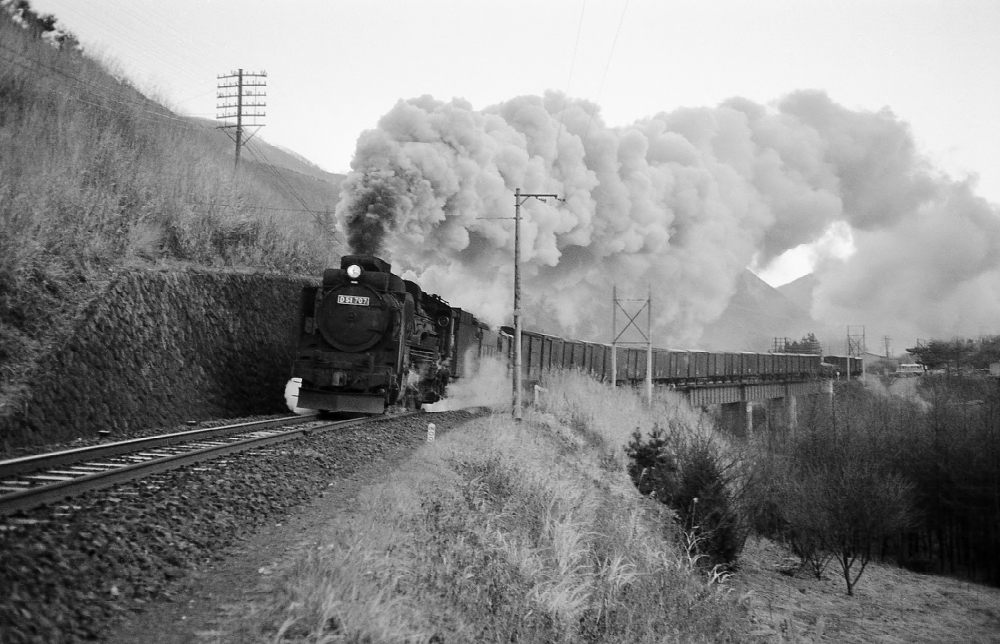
[512, 188, 562, 421]
[216, 69, 267, 169]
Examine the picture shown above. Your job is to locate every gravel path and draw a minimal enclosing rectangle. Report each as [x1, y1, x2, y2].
[0, 410, 482, 644]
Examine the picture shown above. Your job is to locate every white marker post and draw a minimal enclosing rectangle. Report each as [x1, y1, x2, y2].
[427, 423, 436, 442]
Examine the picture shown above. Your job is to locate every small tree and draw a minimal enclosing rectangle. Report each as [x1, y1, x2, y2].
[784, 333, 822, 355]
[626, 425, 676, 497]
[627, 428, 748, 568]
[779, 458, 913, 595]
[907, 338, 976, 372]
[820, 460, 914, 595]
[777, 467, 834, 579]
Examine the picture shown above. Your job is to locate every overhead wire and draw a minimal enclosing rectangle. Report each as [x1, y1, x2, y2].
[582, 0, 630, 144]
[555, 1, 588, 144]
[83, 0, 220, 92]
[244, 139, 326, 223]
[0, 53, 209, 134]
[0, 42, 202, 126]
[184, 200, 324, 213]
[35, 0, 240, 124]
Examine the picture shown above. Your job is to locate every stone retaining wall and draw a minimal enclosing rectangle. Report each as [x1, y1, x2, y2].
[0, 268, 314, 450]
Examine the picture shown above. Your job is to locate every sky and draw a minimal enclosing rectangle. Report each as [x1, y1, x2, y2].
[20, 0, 1000, 352]
[28, 0, 1000, 286]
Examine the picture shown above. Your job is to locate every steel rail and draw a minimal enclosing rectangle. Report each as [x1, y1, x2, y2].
[0, 412, 419, 517]
[0, 415, 316, 479]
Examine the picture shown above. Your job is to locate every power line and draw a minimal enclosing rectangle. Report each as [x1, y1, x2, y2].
[556, 1, 588, 143]
[0, 42, 172, 112]
[185, 200, 326, 213]
[582, 0, 630, 143]
[0, 45, 205, 131]
[243, 140, 333, 233]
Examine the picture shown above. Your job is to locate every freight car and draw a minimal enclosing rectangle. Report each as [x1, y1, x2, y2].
[821, 355, 865, 379]
[506, 328, 823, 386]
[290, 255, 500, 413]
[290, 255, 838, 414]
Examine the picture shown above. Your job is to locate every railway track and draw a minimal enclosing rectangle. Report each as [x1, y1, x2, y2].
[0, 413, 416, 518]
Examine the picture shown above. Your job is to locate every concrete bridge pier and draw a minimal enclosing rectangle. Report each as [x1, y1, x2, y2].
[765, 395, 798, 432]
[686, 380, 823, 438]
[720, 401, 753, 438]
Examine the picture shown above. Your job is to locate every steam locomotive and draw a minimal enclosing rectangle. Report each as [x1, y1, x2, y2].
[290, 255, 500, 413]
[290, 254, 862, 414]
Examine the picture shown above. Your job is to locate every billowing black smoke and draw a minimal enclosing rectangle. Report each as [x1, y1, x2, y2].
[339, 169, 404, 257]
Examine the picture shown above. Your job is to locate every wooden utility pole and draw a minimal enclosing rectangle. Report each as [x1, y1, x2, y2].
[512, 188, 560, 421]
[216, 69, 267, 168]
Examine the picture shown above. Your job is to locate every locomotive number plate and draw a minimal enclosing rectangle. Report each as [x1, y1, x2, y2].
[337, 295, 370, 306]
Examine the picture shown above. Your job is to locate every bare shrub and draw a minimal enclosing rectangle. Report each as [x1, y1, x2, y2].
[753, 385, 918, 595]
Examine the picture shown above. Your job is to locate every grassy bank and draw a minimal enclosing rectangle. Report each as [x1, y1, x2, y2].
[220, 372, 750, 643]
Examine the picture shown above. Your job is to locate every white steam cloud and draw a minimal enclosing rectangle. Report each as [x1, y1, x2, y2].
[422, 354, 511, 413]
[336, 90, 1000, 348]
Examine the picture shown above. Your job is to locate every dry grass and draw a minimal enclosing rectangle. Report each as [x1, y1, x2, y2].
[218, 375, 751, 643]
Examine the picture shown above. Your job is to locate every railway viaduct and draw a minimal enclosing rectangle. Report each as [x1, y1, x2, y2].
[514, 330, 839, 437]
[678, 379, 831, 436]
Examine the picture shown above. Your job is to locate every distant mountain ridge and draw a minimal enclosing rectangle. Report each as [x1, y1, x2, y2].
[776, 273, 818, 315]
[698, 271, 817, 352]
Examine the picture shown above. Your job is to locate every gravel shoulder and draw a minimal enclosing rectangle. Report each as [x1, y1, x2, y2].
[102, 425, 425, 644]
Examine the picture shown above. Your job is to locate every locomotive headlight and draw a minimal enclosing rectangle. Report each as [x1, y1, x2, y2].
[346, 264, 362, 279]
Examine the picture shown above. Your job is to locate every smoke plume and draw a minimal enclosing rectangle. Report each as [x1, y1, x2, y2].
[335, 90, 1000, 348]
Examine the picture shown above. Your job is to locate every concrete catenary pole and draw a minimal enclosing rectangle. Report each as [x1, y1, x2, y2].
[646, 284, 652, 404]
[611, 284, 618, 389]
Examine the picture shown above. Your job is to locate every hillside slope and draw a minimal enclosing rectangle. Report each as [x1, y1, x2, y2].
[190, 117, 346, 212]
[776, 272, 818, 314]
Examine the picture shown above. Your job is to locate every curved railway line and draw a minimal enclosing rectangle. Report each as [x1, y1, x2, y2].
[0, 413, 417, 518]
